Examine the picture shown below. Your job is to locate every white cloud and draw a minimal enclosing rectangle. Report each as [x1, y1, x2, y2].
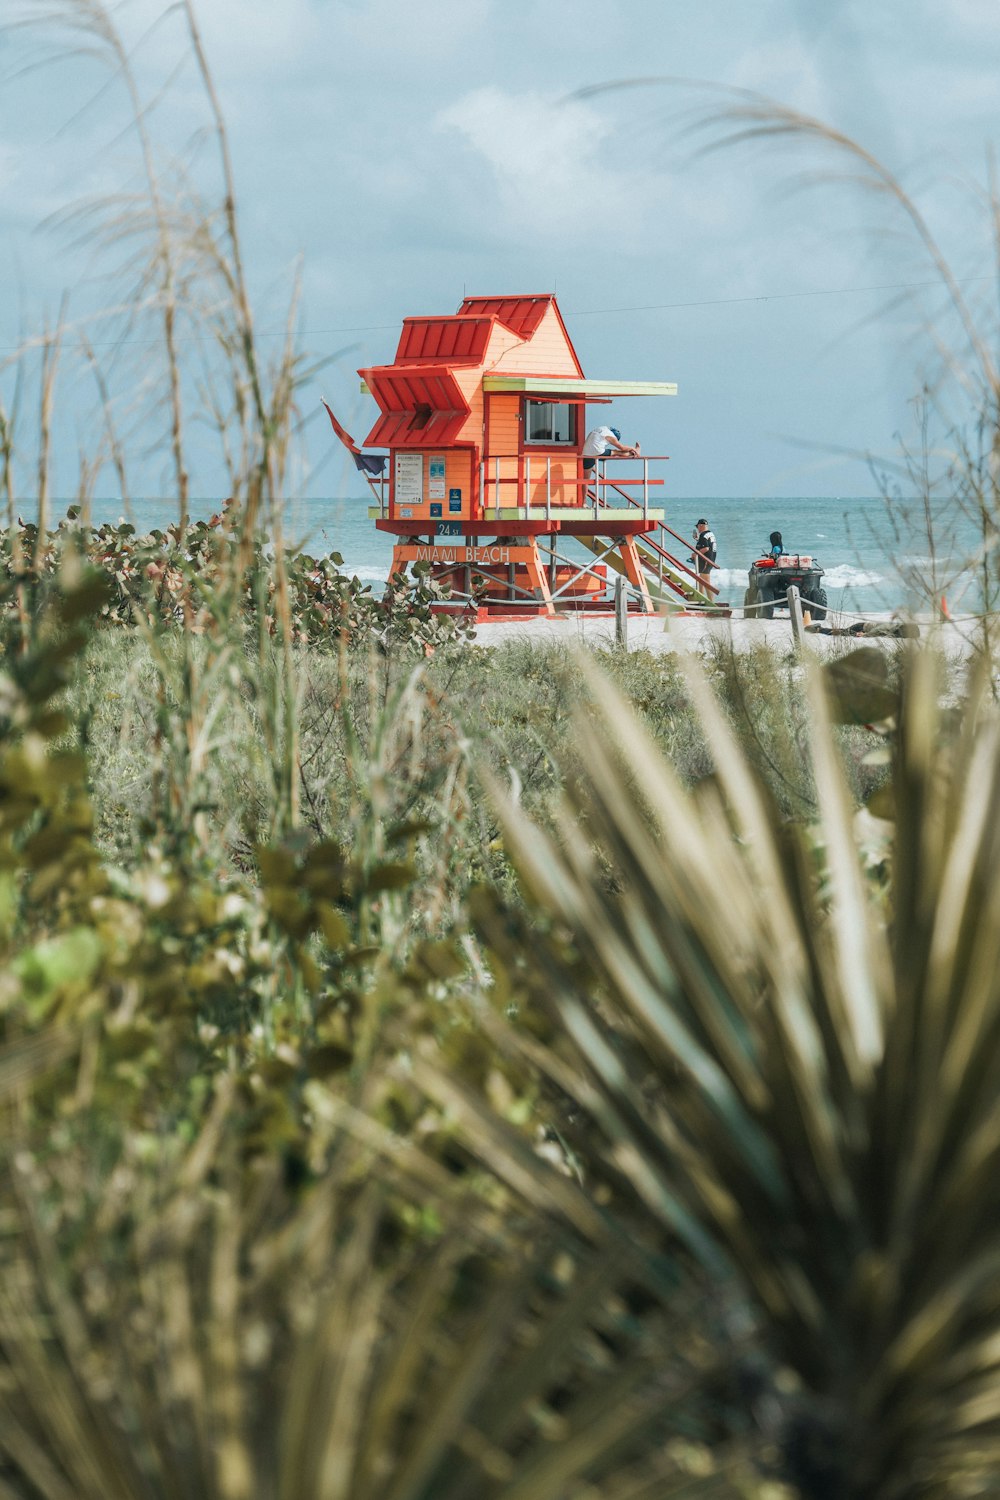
[437, 87, 637, 241]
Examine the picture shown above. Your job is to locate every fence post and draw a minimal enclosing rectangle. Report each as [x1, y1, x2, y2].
[787, 584, 804, 650]
[615, 576, 628, 649]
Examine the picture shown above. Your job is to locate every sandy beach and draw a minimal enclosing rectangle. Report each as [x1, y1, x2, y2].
[471, 609, 978, 656]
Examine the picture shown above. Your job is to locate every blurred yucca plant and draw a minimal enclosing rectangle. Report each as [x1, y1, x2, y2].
[0, 1051, 768, 1499]
[476, 642, 1000, 1498]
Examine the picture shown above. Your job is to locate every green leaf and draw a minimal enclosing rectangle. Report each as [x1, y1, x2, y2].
[257, 846, 297, 886]
[55, 572, 112, 624]
[15, 926, 103, 1004]
[866, 784, 895, 820]
[823, 648, 898, 723]
[366, 861, 415, 893]
[317, 904, 351, 950]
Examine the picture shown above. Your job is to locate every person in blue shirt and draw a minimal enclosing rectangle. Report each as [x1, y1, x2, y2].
[768, 531, 785, 559]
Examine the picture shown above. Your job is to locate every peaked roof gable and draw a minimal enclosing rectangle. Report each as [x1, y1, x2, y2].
[458, 294, 584, 378]
[457, 294, 552, 339]
[356, 294, 587, 445]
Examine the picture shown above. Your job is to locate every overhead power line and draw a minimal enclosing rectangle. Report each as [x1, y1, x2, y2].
[0, 273, 989, 355]
[565, 276, 991, 317]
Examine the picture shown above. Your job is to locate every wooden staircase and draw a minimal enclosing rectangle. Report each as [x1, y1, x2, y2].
[587, 476, 728, 610]
[576, 533, 717, 609]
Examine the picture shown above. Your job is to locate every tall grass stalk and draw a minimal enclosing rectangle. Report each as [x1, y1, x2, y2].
[81, 333, 129, 518]
[5, 0, 322, 846]
[33, 313, 63, 570]
[14, 0, 191, 525]
[700, 92, 1000, 643]
[582, 78, 1000, 640]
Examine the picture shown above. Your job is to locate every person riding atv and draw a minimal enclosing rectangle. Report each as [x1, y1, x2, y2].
[745, 534, 828, 619]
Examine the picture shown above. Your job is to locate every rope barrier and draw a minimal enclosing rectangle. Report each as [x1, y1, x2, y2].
[737, 599, 1000, 623]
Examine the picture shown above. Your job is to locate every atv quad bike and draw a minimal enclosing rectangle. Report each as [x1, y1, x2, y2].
[745, 554, 828, 620]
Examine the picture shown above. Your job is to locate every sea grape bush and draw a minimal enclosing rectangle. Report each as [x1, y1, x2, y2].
[2, 503, 473, 653]
[0, 563, 477, 1142]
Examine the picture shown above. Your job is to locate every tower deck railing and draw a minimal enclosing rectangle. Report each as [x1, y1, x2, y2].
[477, 454, 720, 601]
[479, 452, 669, 522]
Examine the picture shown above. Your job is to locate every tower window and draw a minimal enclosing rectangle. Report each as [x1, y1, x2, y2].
[524, 401, 576, 445]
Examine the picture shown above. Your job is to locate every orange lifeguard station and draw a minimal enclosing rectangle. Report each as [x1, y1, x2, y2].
[340, 293, 724, 617]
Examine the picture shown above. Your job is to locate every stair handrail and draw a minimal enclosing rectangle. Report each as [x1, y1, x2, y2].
[597, 473, 719, 597]
[640, 537, 715, 597]
[658, 519, 721, 582]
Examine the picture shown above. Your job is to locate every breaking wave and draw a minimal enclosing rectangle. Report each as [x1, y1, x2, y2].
[714, 567, 753, 589]
[821, 564, 885, 590]
[714, 563, 884, 591]
[337, 564, 389, 582]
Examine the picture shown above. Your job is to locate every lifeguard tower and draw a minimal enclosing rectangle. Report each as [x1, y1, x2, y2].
[334, 294, 725, 618]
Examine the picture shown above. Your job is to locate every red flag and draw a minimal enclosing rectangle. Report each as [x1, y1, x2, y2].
[322, 400, 360, 456]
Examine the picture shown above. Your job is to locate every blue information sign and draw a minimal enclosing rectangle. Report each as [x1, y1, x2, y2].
[448, 488, 463, 512]
[429, 502, 442, 518]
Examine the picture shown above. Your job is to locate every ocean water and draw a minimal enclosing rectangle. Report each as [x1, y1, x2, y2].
[35, 493, 986, 614]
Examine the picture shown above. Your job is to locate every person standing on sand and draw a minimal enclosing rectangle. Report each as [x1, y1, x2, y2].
[690, 518, 717, 587]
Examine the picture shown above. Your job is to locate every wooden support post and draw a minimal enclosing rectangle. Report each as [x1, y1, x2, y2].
[523, 537, 555, 617]
[787, 585, 804, 650]
[619, 536, 654, 614]
[615, 576, 628, 648]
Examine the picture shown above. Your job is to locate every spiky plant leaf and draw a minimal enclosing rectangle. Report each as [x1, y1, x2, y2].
[482, 644, 1000, 1499]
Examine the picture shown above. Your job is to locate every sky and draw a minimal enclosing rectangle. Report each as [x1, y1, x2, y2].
[2, 0, 999, 501]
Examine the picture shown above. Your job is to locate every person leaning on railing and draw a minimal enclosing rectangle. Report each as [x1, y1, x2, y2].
[582, 425, 640, 497]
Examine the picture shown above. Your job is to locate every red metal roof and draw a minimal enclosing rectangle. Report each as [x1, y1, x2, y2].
[366, 410, 467, 448]
[457, 294, 554, 340]
[360, 363, 470, 449]
[394, 315, 493, 365]
[361, 365, 469, 414]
